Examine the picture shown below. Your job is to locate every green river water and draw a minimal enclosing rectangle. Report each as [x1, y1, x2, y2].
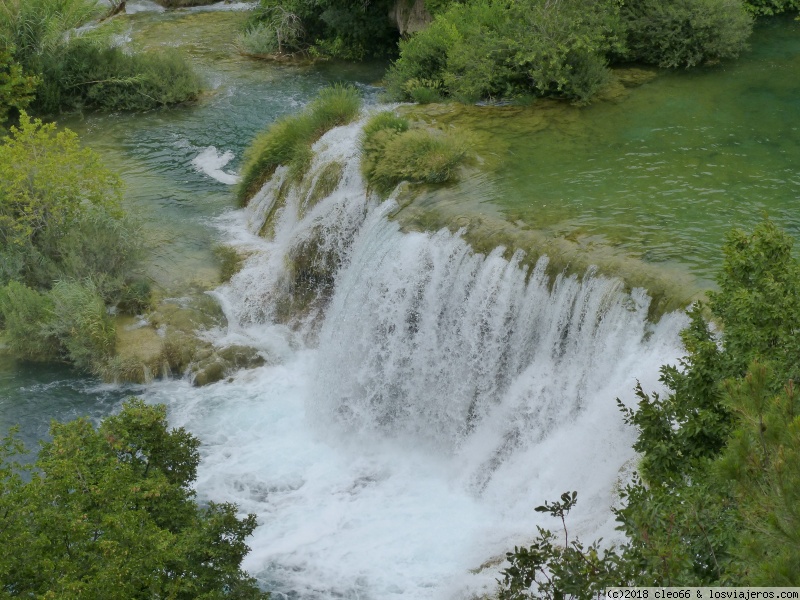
[2, 7, 799, 445]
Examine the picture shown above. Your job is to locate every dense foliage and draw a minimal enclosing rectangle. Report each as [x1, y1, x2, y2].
[383, 0, 773, 103]
[0, 49, 38, 125]
[0, 0, 201, 115]
[244, 0, 398, 59]
[386, 0, 623, 103]
[0, 399, 268, 599]
[0, 114, 147, 372]
[497, 220, 800, 596]
[238, 84, 361, 205]
[622, 0, 753, 68]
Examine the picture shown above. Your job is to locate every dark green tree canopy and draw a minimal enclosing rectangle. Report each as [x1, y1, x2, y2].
[0, 399, 268, 599]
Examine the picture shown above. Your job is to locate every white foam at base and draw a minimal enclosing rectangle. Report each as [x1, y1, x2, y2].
[192, 146, 240, 185]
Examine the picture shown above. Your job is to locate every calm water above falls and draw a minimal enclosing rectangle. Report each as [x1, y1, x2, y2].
[490, 16, 800, 286]
[2, 8, 800, 599]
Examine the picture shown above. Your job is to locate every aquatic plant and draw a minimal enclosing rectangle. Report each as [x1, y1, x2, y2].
[360, 110, 466, 193]
[237, 84, 361, 205]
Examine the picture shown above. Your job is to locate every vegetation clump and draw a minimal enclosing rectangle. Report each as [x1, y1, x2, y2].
[385, 0, 766, 104]
[0, 399, 269, 599]
[360, 110, 466, 193]
[0, 0, 202, 116]
[0, 114, 147, 374]
[237, 84, 361, 205]
[386, 0, 624, 104]
[244, 0, 398, 60]
[498, 220, 800, 594]
[622, 0, 753, 68]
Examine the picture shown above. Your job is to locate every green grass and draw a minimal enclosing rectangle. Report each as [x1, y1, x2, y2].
[360, 110, 466, 193]
[237, 84, 362, 206]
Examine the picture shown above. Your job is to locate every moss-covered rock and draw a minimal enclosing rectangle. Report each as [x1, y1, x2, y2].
[190, 345, 266, 387]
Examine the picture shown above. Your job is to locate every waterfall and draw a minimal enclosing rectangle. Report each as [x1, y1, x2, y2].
[145, 116, 687, 599]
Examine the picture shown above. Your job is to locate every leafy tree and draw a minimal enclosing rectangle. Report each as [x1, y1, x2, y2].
[0, 399, 269, 599]
[498, 492, 633, 599]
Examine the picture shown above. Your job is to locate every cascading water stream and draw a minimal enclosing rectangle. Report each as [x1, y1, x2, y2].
[144, 116, 687, 599]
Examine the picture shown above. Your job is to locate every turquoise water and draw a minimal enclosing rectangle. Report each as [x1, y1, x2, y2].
[488, 16, 800, 288]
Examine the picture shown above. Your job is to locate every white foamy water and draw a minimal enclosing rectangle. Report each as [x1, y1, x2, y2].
[145, 118, 687, 599]
[191, 146, 240, 185]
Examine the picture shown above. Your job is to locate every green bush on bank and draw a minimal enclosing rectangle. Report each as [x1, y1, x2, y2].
[245, 0, 398, 59]
[34, 42, 203, 114]
[743, 0, 800, 14]
[386, 0, 623, 104]
[622, 0, 753, 68]
[0, 0, 202, 115]
[0, 114, 147, 372]
[360, 110, 466, 193]
[0, 49, 38, 125]
[237, 84, 361, 205]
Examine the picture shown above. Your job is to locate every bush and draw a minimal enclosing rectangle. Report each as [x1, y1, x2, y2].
[742, 0, 800, 14]
[0, 114, 145, 371]
[237, 84, 361, 205]
[0, 0, 202, 115]
[0, 279, 117, 372]
[360, 111, 466, 193]
[236, 8, 304, 56]
[45, 280, 116, 372]
[34, 42, 202, 114]
[0, 281, 58, 362]
[0, 114, 143, 301]
[0, 48, 38, 125]
[386, 0, 623, 103]
[622, 0, 753, 68]
[246, 0, 398, 59]
[0, 399, 269, 599]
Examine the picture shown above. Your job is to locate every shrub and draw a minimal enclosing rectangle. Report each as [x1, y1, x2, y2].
[0, 0, 202, 115]
[386, 0, 623, 103]
[236, 8, 304, 56]
[246, 0, 398, 59]
[0, 113, 122, 258]
[0, 279, 116, 372]
[742, 0, 800, 14]
[0, 400, 269, 598]
[34, 42, 202, 114]
[237, 84, 361, 205]
[0, 114, 145, 371]
[0, 114, 143, 302]
[360, 111, 466, 193]
[622, 0, 753, 68]
[0, 48, 38, 125]
[45, 280, 116, 372]
[0, 281, 58, 362]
